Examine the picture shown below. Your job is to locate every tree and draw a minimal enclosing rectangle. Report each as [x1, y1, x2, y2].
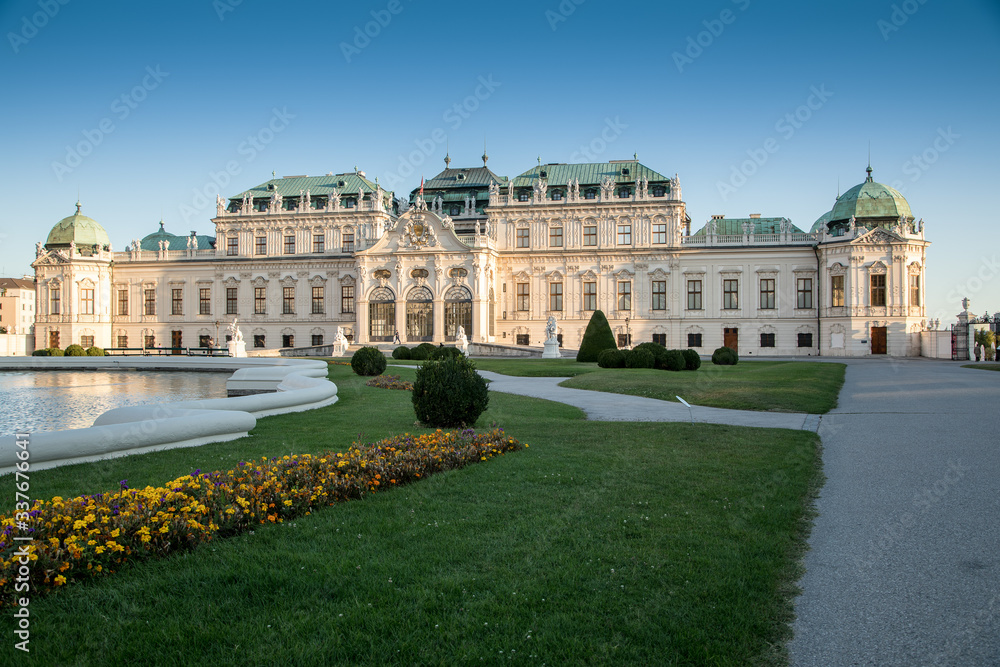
[975, 328, 995, 361]
[576, 310, 618, 362]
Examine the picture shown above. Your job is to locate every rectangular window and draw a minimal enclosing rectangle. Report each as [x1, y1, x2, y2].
[549, 283, 563, 311]
[342, 233, 354, 253]
[797, 278, 813, 309]
[144, 334, 155, 348]
[688, 333, 702, 347]
[617, 224, 632, 246]
[617, 281, 631, 311]
[760, 279, 775, 309]
[583, 225, 597, 246]
[583, 282, 596, 311]
[617, 333, 631, 347]
[687, 280, 702, 310]
[255, 236, 266, 255]
[909, 274, 920, 306]
[117, 289, 128, 316]
[549, 227, 563, 247]
[651, 281, 666, 311]
[516, 283, 530, 311]
[282, 334, 294, 348]
[227, 236, 238, 256]
[760, 333, 775, 347]
[798, 333, 814, 348]
[50, 288, 60, 315]
[652, 223, 667, 244]
[171, 288, 183, 315]
[117, 335, 128, 348]
[312, 334, 323, 346]
[723, 279, 739, 310]
[226, 287, 238, 315]
[313, 234, 325, 253]
[282, 286, 295, 314]
[284, 235, 295, 254]
[312, 286, 324, 314]
[81, 288, 94, 315]
[652, 333, 666, 346]
[199, 335, 211, 348]
[254, 287, 266, 315]
[144, 288, 156, 316]
[81, 335, 94, 348]
[341, 285, 355, 313]
[199, 288, 211, 315]
[831, 275, 845, 307]
[253, 334, 265, 348]
[515, 333, 529, 345]
[516, 228, 530, 248]
[871, 274, 886, 307]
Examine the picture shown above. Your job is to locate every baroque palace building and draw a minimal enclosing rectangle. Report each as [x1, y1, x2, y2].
[31, 157, 929, 357]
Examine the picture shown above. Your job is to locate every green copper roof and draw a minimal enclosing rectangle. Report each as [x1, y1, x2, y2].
[140, 222, 215, 251]
[510, 160, 672, 189]
[829, 167, 912, 223]
[228, 172, 392, 206]
[810, 209, 833, 233]
[692, 216, 803, 236]
[45, 204, 111, 249]
[410, 166, 507, 202]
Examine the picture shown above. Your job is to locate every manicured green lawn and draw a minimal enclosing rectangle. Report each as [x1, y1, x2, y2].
[390, 357, 600, 377]
[2, 364, 821, 666]
[562, 361, 844, 414]
[962, 363, 1000, 371]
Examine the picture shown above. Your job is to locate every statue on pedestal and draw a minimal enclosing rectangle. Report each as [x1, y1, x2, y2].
[456, 325, 469, 355]
[332, 326, 349, 357]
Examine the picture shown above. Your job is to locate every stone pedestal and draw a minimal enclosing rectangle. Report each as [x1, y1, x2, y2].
[542, 339, 561, 359]
[228, 340, 247, 358]
[331, 341, 349, 357]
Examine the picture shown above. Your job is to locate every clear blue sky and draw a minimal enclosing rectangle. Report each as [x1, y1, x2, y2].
[1, 0, 998, 323]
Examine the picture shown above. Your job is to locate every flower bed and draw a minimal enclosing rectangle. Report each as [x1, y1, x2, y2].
[365, 374, 414, 391]
[0, 428, 523, 604]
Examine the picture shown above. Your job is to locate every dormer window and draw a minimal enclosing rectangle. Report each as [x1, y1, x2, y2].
[337, 180, 345, 187]
[618, 187, 631, 198]
[622, 168, 630, 176]
[518, 191, 530, 202]
[551, 191, 563, 201]
[267, 184, 275, 191]
[456, 173, 466, 181]
[449, 205, 461, 216]
[585, 189, 596, 200]
[652, 186, 665, 197]
[540, 170, 547, 178]
[345, 199, 355, 208]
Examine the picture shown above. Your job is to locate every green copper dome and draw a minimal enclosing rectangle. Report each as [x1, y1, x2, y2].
[810, 209, 833, 234]
[829, 167, 912, 224]
[45, 203, 111, 249]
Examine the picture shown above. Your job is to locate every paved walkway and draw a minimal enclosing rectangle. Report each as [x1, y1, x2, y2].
[478, 370, 820, 430]
[475, 359, 1000, 664]
[788, 359, 1000, 666]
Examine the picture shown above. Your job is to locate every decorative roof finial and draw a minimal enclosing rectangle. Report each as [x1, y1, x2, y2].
[75, 201, 81, 215]
[866, 164, 873, 183]
[634, 152, 638, 160]
[482, 139, 488, 166]
[272, 170, 276, 179]
[537, 156, 541, 166]
[444, 152, 451, 168]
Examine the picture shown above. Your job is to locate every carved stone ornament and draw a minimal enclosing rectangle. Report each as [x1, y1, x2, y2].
[373, 269, 391, 288]
[402, 214, 438, 248]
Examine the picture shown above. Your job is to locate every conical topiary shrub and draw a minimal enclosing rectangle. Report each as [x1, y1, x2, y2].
[576, 310, 618, 362]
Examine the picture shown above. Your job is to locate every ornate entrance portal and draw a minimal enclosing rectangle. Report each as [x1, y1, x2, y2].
[406, 286, 433, 341]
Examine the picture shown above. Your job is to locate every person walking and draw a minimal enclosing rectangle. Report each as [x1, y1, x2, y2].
[393, 330, 401, 344]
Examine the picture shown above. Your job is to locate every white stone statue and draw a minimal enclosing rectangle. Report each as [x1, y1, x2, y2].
[456, 325, 469, 355]
[542, 316, 560, 359]
[332, 326, 349, 357]
[35, 242, 43, 257]
[227, 318, 246, 357]
[216, 194, 226, 217]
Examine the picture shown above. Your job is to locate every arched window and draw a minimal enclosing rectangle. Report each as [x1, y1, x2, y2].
[445, 286, 472, 341]
[368, 287, 395, 341]
[406, 286, 433, 341]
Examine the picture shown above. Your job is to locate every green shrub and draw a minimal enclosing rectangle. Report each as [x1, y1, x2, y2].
[412, 355, 489, 427]
[625, 348, 656, 369]
[350, 346, 387, 376]
[85, 346, 105, 356]
[681, 349, 702, 371]
[661, 349, 685, 371]
[391, 346, 411, 360]
[712, 347, 739, 366]
[47, 347, 65, 356]
[410, 342, 438, 361]
[64, 344, 86, 356]
[576, 310, 617, 363]
[31, 348, 50, 356]
[430, 346, 463, 361]
[633, 342, 667, 368]
[597, 348, 626, 368]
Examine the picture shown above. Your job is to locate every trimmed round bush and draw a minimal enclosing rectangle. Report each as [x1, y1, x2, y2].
[576, 310, 618, 363]
[711, 347, 739, 366]
[86, 346, 105, 356]
[625, 348, 656, 369]
[597, 348, 626, 368]
[410, 342, 438, 361]
[412, 355, 489, 427]
[351, 346, 387, 376]
[633, 342, 668, 368]
[681, 349, 702, 371]
[391, 345, 412, 360]
[64, 344, 86, 356]
[430, 346, 463, 361]
[31, 348, 50, 356]
[661, 349, 685, 371]
[47, 347, 64, 356]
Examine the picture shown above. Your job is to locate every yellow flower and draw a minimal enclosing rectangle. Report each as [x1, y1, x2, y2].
[54, 575, 66, 586]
